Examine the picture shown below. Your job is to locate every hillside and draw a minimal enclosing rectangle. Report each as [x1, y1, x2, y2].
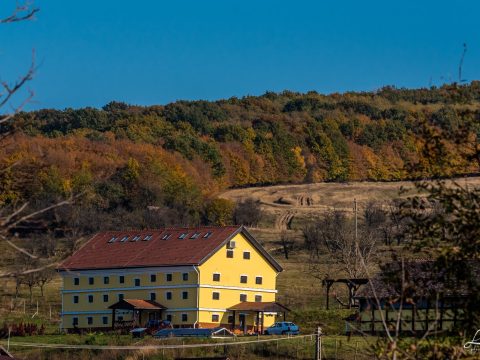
[2, 82, 480, 232]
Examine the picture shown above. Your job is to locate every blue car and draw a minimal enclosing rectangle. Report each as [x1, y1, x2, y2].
[264, 321, 299, 335]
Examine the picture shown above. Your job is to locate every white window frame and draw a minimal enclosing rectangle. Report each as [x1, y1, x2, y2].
[240, 274, 248, 284]
[73, 295, 79, 304]
[212, 291, 220, 300]
[165, 273, 173, 282]
[103, 294, 109, 303]
[254, 294, 263, 302]
[134, 278, 141, 287]
[211, 313, 220, 322]
[102, 316, 108, 325]
[181, 313, 188, 322]
[165, 291, 172, 300]
[72, 317, 79, 326]
[212, 272, 221, 282]
[255, 275, 263, 285]
[240, 293, 247, 302]
[243, 251, 251, 259]
[150, 292, 156, 301]
[87, 294, 94, 303]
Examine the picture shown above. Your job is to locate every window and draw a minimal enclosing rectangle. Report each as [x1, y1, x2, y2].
[166, 292, 172, 300]
[103, 294, 109, 302]
[118, 293, 124, 301]
[212, 273, 220, 282]
[182, 273, 189, 281]
[240, 294, 247, 302]
[166, 314, 172, 322]
[103, 276, 109, 285]
[181, 313, 188, 322]
[240, 275, 248, 284]
[120, 236, 129, 242]
[132, 235, 141, 241]
[178, 233, 188, 239]
[143, 234, 153, 241]
[150, 292, 156, 301]
[102, 316, 108, 325]
[161, 233, 171, 240]
[118, 316, 124, 321]
[226, 250, 234, 258]
[73, 295, 79, 304]
[87, 317, 93, 325]
[212, 292, 220, 300]
[88, 277, 94, 285]
[243, 251, 251, 260]
[166, 273, 173, 282]
[119, 275, 125, 284]
[108, 236, 118, 243]
[190, 232, 200, 239]
[182, 291, 188, 300]
[74, 278, 79, 286]
[88, 295, 94, 303]
[255, 295, 262, 302]
[134, 278, 141, 287]
[255, 276, 263, 285]
[203, 231, 212, 238]
[73, 317, 78, 326]
[150, 274, 156, 282]
[228, 315, 234, 323]
[212, 314, 219, 322]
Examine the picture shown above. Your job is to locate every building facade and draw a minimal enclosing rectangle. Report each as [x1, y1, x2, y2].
[58, 226, 283, 331]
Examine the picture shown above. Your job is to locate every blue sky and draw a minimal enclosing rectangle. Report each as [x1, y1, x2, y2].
[1, 0, 479, 110]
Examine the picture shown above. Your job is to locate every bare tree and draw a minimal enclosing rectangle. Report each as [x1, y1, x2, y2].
[304, 210, 378, 280]
[280, 230, 294, 259]
[0, 2, 79, 277]
[233, 198, 262, 227]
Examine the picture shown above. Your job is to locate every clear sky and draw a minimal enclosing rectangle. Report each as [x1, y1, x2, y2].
[1, 0, 479, 110]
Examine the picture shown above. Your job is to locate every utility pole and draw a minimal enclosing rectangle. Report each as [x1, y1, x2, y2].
[315, 326, 323, 360]
[354, 198, 358, 242]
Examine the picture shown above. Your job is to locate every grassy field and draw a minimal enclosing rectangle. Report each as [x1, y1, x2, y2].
[2, 178, 479, 358]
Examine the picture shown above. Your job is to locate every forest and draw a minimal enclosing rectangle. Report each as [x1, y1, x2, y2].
[1, 82, 480, 232]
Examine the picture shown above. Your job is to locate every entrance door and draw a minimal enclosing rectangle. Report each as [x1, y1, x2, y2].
[239, 314, 246, 334]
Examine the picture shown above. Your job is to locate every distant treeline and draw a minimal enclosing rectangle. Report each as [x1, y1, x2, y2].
[1, 82, 480, 228]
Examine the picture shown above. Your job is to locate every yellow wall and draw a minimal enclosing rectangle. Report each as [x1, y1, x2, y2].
[197, 232, 278, 328]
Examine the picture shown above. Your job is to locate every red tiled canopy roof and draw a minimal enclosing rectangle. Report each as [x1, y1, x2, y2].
[109, 299, 166, 310]
[58, 226, 283, 272]
[228, 301, 291, 312]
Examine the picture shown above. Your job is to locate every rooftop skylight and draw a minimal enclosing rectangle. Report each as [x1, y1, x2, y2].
[120, 236, 129, 242]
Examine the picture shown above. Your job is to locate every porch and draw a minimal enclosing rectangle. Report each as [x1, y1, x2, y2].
[108, 299, 166, 330]
[227, 301, 290, 334]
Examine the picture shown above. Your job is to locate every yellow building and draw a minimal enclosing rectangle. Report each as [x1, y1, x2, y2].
[57, 226, 286, 333]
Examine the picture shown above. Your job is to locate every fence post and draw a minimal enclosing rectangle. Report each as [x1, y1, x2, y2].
[335, 339, 338, 360]
[315, 326, 322, 360]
